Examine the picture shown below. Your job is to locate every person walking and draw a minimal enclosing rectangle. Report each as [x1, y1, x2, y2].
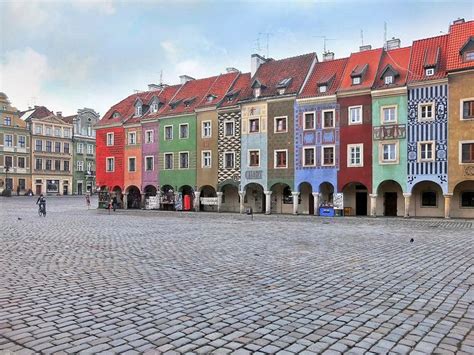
[85, 194, 91, 209]
[17, 185, 20, 196]
[112, 195, 118, 212]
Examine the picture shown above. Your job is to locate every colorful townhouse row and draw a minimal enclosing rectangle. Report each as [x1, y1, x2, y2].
[0, 97, 100, 196]
[95, 19, 474, 218]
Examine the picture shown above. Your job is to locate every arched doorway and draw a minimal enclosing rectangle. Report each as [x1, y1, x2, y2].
[410, 181, 444, 217]
[144, 185, 157, 197]
[452, 180, 474, 218]
[179, 185, 194, 211]
[200, 185, 217, 212]
[220, 184, 239, 213]
[270, 183, 293, 214]
[376, 180, 404, 217]
[161, 185, 175, 211]
[298, 182, 314, 215]
[342, 182, 368, 216]
[319, 182, 334, 207]
[244, 183, 265, 213]
[112, 186, 123, 208]
[126, 185, 141, 209]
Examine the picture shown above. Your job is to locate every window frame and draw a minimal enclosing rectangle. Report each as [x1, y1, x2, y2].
[417, 141, 435, 162]
[17, 156, 26, 169]
[418, 102, 435, 122]
[144, 156, 154, 172]
[421, 191, 438, 208]
[249, 117, 260, 133]
[303, 111, 316, 130]
[128, 156, 136, 172]
[352, 76, 361, 85]
[321, 145, 336, 167]
[302, 146, 316, 167]
[347, 143, 364, 167]
[224, 121, 235, 137]
[179, 123, 189, 139]
[106, 132, 114, 146]
[321, 109, 336, 129]
[145, 130, 154, 144]
[459, 140, 474, 164]
[224, 151, 235, 169]
[384, 75, 394, 85]
[179, 151, 189, 169]
[164, 153, 174, 170]
[248, 149, 260, 168]
[128, 131, 137, 145]
[18, 135, 26, 148]
[164, 125, 173, 140]
[460, 98, 474, 121]
[4, 134, 13, 147]
[348, 105, 363, 125]
[201, 150, 212, 168]
[106, 157, 115, 172]
[381, 105, 398, 124]
[274, 116, 288, 133]
[379, 141, 399, 164]
[274, 149, 288, 169]
[77, 160, 84, 172]
[425, 68, 435, 76]
[77, 142, 84, 154]
[202, 121, 212, 138]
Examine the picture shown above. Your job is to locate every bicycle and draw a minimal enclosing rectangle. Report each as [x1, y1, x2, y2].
[38, 204, 46, 217]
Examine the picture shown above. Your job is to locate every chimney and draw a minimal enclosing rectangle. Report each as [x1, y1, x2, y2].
[323, 52, 335, 61]
[251, 53, 267, 77]
[226, 67, 239, 73]
[56, 111, 62, 117]
[148, 83, 161, 91]
[453, 18, 465, 25]
[179, 75, 195, 84]
[359, 45, 372, 52]
[386, 38, 401, 50]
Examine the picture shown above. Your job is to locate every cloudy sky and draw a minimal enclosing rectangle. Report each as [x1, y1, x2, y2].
[1, 0, 472, 117]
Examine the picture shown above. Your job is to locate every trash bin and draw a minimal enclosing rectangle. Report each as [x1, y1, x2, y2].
[183, 194, 192, 211]
[246, 207, 253, 215]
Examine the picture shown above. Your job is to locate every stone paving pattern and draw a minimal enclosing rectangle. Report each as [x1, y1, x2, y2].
[0, 196, 473, 354]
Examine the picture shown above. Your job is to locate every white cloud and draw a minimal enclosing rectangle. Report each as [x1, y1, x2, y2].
[52, 54, 97, 85]
[160, 40, 180, 60]
[3, 1, 50, 31]
[71, 0, 116, 15]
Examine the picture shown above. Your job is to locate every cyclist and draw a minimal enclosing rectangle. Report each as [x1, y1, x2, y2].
[36, 194, 46, 216]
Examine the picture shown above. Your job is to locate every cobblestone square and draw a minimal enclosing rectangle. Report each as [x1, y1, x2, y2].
[0, 196, 473, 354]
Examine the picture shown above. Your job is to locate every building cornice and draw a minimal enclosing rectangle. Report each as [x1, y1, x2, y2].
[296, 95, 337, 105]
[336, 89, 372, 98]
[95, 122, 123, 129]
[371, 86, 407, 98]
[267, 96, 295, 103]
[217, 105, 240, 113]
[447, 68, 474, 76]
[195, 106, 217, 113]
[407, 78, 448, 88]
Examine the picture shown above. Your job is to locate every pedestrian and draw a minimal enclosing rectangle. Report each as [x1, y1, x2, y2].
[17, 185, 20, 196]
[85, 194, 91, 209]
[112, 195, 118, 212]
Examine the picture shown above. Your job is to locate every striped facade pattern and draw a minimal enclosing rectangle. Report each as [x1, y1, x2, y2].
[407, 84, 448, 193]
[217, 110, 241, 185]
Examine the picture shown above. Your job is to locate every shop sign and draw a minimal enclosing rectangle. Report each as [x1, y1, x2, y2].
[146, 196, 160, 209]
[200, 197, 218, 205]
[245, 170, 262, 180]
[373, 124, 406, 140]
[333, 193, 344, 209]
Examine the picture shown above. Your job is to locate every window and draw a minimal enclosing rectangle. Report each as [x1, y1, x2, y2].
[5, 134, 12, 147]
[421, 191, 437, 207]
[128, 157, 136, 172]
[35, 140, 43, 151]
[106, 133, 114, 146]
[322, 146, 335, 166]
[35, 158, 42, 170]
[202, 121, 212, 138]
[87, 125, 92, 137]
[249, 118, 260, 133]
[145, 156, 154, 171]
[274, 150, 287, 168]
[87, 144, 93, 155]
[135, 105, 142, 116]
[77, 161, 84, 171]
[348, 144, 363, 167]
[322, 110, 335, 128]
[419, 103, 435, 121]
[352, 76, 361, 85]
[224, 152, 235, 169]
[425, 68, 435, 76]
[64, 143, 70, 154]
[462, 99, 474, 120]
[384, 76, 393, 85]
[45, 159, 52, 170]
[87, 162, 92, 172]
[461, 142, 474, 163]
[18, 179, 25, 190]
[381, 142, 397, 163]
[18, 157, 25, 169]
[55, 142, 61, 153]
[35, 125, 42, 134]
[349, 106, 362, 125]
[164, 126, 173, 140]
[18, 136, 26, 148]
[5, 156, 13, 168]
[253, 87, 261, 98]
[179, 152, 189, 169]
[64, 128, 71, 138]
[150, 102, 158, 113]
[224, 121, 234, 136]
[304, 112, 315, 130]
[164, 153, 173, 170]
[77, 143, 84, 154]
[418, 141, 435, 162]
[274, 116, 287, 133]
[4, 117, 11, 126]
[145, 130, 154, 143]
[382, 106, 397, 124]
[202, 151, 212, 168]
[303, 147, 315, 167]
[106, 158, 114, 172]
[461, 192, 474, 207]
[179, 124, 188, 139]
[249, 150, 260, 167]
[5, 178, 12, 190]
[45, 126, 52, 135]
[54, 160, 60, 171]
[319, 85, 327, 93]
[63, 161, 70, 171]
[54, 128, 61, 136]
[46, 141, 52, 152]
[128, 132, 136, 145]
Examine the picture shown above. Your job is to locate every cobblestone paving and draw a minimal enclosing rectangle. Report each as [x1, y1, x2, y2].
[0, 196, 473, 354]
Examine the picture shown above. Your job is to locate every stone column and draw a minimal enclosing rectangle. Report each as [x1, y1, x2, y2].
[312, 192, 320, 216]
[444, 193, 453, 219]
[264, 191, 272, 215]
[141, 193, 146, 209]
[403, 193, 411, 218]
[156, 191, 162, 210]
[239, 191, 245, 214]
[216, 192, 223, 213]
[292, 192, 300, 215]
[194, 191, 201, 212]
[123, 193, 128, 210]
[369, 194, 377, 217]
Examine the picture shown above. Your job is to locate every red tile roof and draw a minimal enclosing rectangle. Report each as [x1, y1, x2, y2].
[240, 53, 316, 100]
[408, 34, 448, 83]
[219, 73, 252, 108]
[446, 20, 474, 71]
[21, 106, 54, 120]
[196, 72, 240, 109]
[373, 46, 411, 89]
[299, 57, 348, 98]
[338, 48, 383, 91]
[61, 115, 76, 124]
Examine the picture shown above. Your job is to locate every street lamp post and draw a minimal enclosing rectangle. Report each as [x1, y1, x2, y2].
[5, 165, 10, 191]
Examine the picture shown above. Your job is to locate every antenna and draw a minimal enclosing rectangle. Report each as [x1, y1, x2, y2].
[360, 29, 364, 46]
[159, 70, 163, 85]
[254, 36, 262, 54]
[259, 32, 273, 58]
[384, 21, 387, 48]
[313, 36, 336, 53]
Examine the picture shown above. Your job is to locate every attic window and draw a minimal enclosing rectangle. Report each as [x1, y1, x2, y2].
[151, 102, 159, 113]
[183, 97, 196, 107]
[384, 76, 394, 85]
[464, 51, 474, 62]
[425, 68, 435, 76]
[135, 105, 142, 116]
[352, 77, 361, 85]
[253, 87, 261, 98]
[319, 85, 327, 93]
[207, 94, 216, 103]
[278, 88, 285, 95]
[460, 37, 474, 62]
[112, 112, 120, 118]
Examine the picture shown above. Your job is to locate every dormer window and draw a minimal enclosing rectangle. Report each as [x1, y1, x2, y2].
[425, 68, 435, 76]
[276, 78, 292, 95]
[350, 64, 367, 86]
[254, 87, 261, 98]
[465, 51, 474, 61]
[278, 88, 285, 95]
[151, 102, 158, 113]
[460, 36, 474, 62]
[352, 77, 361, 85]
[384, 76, 393, 85]
[206, 94, 216, 103]
[112, 112, 120, 118]
[251, 79, 265, 99]
[183, 97, 196, 108]
[319, 85, 327, 93]
[135, 105, 142, 116]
